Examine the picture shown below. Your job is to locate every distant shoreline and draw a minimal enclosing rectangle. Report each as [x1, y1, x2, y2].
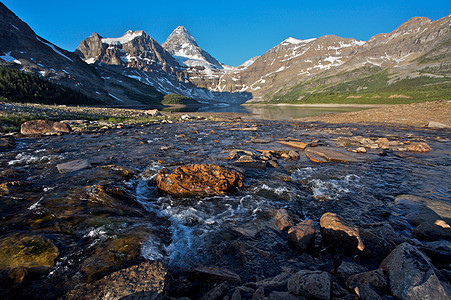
[242, 103, 388, 108]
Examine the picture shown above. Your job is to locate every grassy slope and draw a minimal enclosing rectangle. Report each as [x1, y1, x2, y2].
[268, 67, 451, 104]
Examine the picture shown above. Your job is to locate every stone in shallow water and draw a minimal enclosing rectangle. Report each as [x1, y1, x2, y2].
[305, 147, 358, 163]
[288, 220, 315, 252]
[156, 164, 244, 196]
[57, 159, 91, 173]
[277, 140, 309, 150]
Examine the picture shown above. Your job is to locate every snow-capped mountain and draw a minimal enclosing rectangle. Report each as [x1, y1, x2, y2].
[162, 26, 222, 71]
[0, 3, 164, 105]
[76, 29, 251, 103]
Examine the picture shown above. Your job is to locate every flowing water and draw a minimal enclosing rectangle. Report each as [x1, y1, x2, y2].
[0, 118, 450, 297]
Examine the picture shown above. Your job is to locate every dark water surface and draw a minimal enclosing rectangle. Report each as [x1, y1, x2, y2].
[0, 118, 449, 298]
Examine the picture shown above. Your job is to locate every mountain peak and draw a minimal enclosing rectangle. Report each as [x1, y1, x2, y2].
[101, 30, 145, 45]
[162, 26, 222, 69]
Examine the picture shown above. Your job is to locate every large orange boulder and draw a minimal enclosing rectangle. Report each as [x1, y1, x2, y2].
[156, 164, 244, 196]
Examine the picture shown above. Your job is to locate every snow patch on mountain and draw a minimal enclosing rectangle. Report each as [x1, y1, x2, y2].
[0, 51, 21, 64]
[101, 30, 143, 45]
[282, 37, 317, 45]
[36, 37, 73, 62]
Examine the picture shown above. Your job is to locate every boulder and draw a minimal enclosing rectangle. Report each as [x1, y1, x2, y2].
[274, 209, 293, 231]
[375, 137, 390, 149]
[419, 240, 451, 268]
[144, 109, 162, 117]
[347, 269, 389, 291]
[20, 120, 71, 135]
[380, 242, 449, 300]
[288, 220, 315, 252]
[287, 270, 331, 300]
[336, 261, 369, 280]
[405, 142, 432, 153]
[305, 147, 358, 163]
[0, 234, 59, 269]
[156, 164, 244, 196]
[412, 222, 451, 241]
[320, 212, 364, 253]
[234, 155, 266, 169]
[57, 159, 91, 173]
[190, 266, 241, 284]
[67, 261, 166, 300]
[427, 121, 450, 129]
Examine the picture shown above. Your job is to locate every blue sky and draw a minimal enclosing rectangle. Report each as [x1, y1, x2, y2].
[3, 0, 450, 66]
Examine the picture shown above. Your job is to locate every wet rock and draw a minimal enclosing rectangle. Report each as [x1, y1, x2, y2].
[252, 286, 265, 300]
[336, 261, 369, 280]
[190, 266, 241, 285]
[20, 119, 71, 135]
[320, 212, 364, 253]
[380, 242, 449, 300]
[359, 222, 404, 261]
[412, 222, 451, 241]
[305, 147, 358, 163]
[354, 283, 384, 300]
[80, 231, 148, 282]
[57, 159, 92, 173]
[288, 220, 315, 252]
[0, 234, 59, 270]
[419, 240, 451, 268]
[287, 270, 331, 300]
[394, 195, 445, 227]
[102, 164, 138, 178]
[356, 146, 367, 153]
[268, 291, 304, 300]
[405, 142, 432, 152]
[201, 281, 230, 300]
[427, 121, 450, 129]
[375, 137, 390, 149]
[67, 260, 166, 300]
[251, 138, 271, 143]
[156, 164, 244, 196]
[0, 180, 29, 195]
[0, 137, 15, 149]
[274, 209, 293, 231]
[87, 182, 144, 215]
[277, 141, 309, 150]
[347, 269, 389, 291]
[234, 155, 266, 169]
[288, 150, 300, 160]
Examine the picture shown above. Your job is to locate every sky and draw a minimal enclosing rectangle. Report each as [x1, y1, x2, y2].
[3, 0, 450, 66]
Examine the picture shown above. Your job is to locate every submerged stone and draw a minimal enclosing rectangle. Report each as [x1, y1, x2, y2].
[156, 164, 244, 196]
[305, 147, 358, 163]
[57, 159, 91, 173]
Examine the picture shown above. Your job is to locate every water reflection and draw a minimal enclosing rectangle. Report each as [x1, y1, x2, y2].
[159, 104, 369, 120]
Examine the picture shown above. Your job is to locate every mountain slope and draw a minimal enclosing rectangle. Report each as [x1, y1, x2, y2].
[0, 3, 163, 105]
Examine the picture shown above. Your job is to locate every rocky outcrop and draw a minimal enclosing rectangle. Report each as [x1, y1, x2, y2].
[156, 164, 244, 196]
[20, 119, 71, 135]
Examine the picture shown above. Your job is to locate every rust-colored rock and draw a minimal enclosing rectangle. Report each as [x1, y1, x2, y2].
[20, 120, 71, 135]
[405, 142, 432, 153]
[320, 212, 364, 253]
[156, 164, 244, 196]
[274, 209, 293, 231]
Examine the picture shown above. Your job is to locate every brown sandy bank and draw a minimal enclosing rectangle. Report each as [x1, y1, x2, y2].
[300, 100, 451, 127]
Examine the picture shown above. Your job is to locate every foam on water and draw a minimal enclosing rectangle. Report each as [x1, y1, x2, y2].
[8, 150, 63, 166]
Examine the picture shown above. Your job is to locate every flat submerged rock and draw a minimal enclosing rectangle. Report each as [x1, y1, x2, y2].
[305, 146, 358, 163]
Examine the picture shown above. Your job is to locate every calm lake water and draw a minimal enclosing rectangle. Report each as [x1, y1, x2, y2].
[161, 104, 371, 120]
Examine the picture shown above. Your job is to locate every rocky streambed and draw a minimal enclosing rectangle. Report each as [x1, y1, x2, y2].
[0, 114, 450, 299]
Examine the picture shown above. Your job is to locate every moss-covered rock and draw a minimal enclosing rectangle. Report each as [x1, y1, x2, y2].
[0, 234, 59, 269]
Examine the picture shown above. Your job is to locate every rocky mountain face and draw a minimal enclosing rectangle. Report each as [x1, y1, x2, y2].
[76, 29, 251, 103]
[0, 3, 163, 105]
